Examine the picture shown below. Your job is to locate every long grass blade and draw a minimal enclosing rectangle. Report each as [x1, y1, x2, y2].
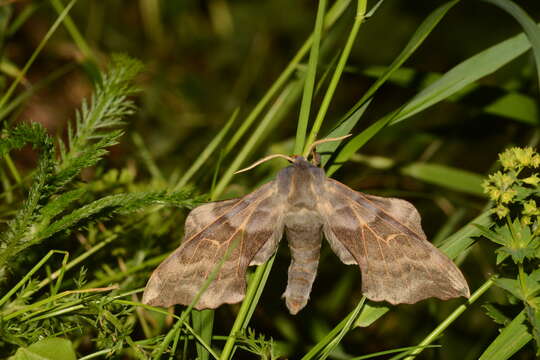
[295, 0, 327, 155]
[0, 0, 78, 113]
[481, 0, 540, 94]
[478, 309, 533, 360]
[303, 0, 367, 156]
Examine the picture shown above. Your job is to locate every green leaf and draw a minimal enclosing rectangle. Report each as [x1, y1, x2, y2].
[344, 0, 459, 123]
[193, 309, 214, 360]
[295, 0, 327, 154]
[484, 92, 538, 125]
[493, 218, 539, 264]
[483, 304, 511, 326]
[474, 223, 508, 246]
[401, 162, 486, 196]
[525, 303, 540, 355]
[389, 23, 536, 126]
[478, 310, 533, 360]
[327, 0, 459, 175]
[439, 211, 491, 260]
[9, 338, 76, 360]
[493, 277, 523, 300]
[482, 0, 540, 92]
[38, 191, 195, 240]
[319, 99, 372, 167]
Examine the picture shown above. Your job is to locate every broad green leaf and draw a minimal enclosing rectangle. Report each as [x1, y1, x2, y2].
[327, 112, 395, 176]
[473, 223, 507, 246]
[193, 309, 214, 360]
[478, 310, 532, 360]
[389, 24, 536, 125]
[294, 0, 327, 154]
[493, 277, 523, 300]
[401, 162, 485, 196]
[525, 303, 540, 355]
[327, 0, 459, 175]
[346, 0, 459, 119]
[319, 99, 372, 167]
[439, 211, 491, 259]
[9, 338, 76, 360]
[482, 0, 540, 92]
[484, 92, 538, 125]
[483, 304, 511, 326]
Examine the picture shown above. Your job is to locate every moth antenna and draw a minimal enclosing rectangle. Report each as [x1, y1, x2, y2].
[235, 154, 295, 174]
[306, 134, 352, 161]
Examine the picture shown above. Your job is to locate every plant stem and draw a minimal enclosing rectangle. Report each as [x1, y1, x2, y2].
[295, 0, 327, 154]
[219, 256, 276, 360]
[401, 278, 494, 360]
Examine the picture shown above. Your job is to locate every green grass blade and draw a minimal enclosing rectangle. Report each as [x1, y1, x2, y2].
[241, 254, 277, 330]
[400, 162, 486, 196]
[439, 210, 491, 259]
[220, 255, 276, 360]
[303, 0, 367, 155]
[193, 309, 215, 360]
[295, 0, 327, 155]
[214, 81, 301, 199]
[224, 0, 351, 155]
[174, 109, 238, 192]
[350, 345, 439, 360]
[327, 110, 397, 176]
[317, 297, 366, 360]
[331, 23, 537, 174]
[478, 309, 533, 360]
[319, 99, 372, 167]
[0, 0, 78, 113]
[400, 279, 495, 360]
[49, 0, 95, 61]
[348, 0, 460, 116]
[482, 0, 540, 93]
[389, 24, 536, 126]
[300, 298, 365, 360]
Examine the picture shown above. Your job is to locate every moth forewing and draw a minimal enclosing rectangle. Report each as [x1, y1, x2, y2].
[142, 181, 286, 309]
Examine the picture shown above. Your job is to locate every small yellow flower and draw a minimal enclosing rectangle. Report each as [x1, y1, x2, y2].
[521, 216, 531, 226]
[523, 199, 538, 216]
[523, 174, 540, 186]
[515, 147, 535, 167]
[500, 173, 514, 188]
[495, 204, 509, 219]
[489, 188, 501, 202]
[500, 188, 517, 203]
[499, 149, 517, 170]
[489, 171, 514, 189]
[532, 154, 540, 168]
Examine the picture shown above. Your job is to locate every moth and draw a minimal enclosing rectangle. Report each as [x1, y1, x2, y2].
[143, 141, 470, 314]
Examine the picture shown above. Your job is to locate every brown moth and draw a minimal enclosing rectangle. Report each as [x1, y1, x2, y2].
[143, 148, 470, 314]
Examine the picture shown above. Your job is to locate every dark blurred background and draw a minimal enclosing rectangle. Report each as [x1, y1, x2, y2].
[3, 0, 540, 358]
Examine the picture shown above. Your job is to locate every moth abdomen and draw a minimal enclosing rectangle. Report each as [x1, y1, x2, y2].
[283, 223, 323, 314]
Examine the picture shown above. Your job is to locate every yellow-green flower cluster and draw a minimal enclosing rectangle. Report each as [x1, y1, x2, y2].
[499, 147, 540, 170]
[483, 147, 540, 220]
